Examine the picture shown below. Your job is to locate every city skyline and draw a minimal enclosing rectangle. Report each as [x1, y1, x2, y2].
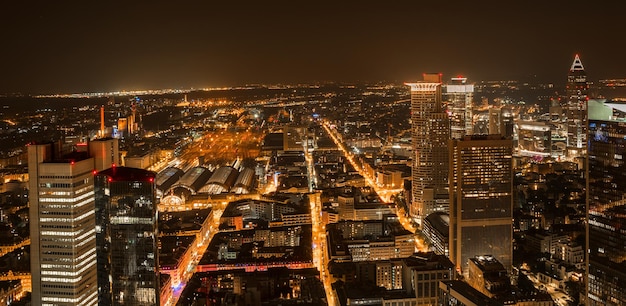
[2, 1, 626, 94]
[1, 53, 622, 305]
[3, 1, 626, 303]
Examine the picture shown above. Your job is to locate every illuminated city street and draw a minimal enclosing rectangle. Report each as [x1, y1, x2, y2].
[164, 205, 225, 306]
[520, 268, 573, 306]
[321, 120, 429, 252]
[309, 193, 338, 305]
[303, 139, 338, 304]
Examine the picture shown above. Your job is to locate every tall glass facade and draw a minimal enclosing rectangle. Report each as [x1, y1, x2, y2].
[445, 77, 474, 140]
[95, 167, 159, 306]
[588, 101, 626, 305]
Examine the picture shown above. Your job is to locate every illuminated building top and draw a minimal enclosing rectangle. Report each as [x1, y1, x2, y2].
[405, 82, 440, 92]
[570, 54, 585, 71]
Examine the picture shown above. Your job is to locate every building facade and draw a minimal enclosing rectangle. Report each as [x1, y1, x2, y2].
[467, 256, 510, 298]
[95, 167, 160, 305]
[449, 135, 513, 274]
[404, 253, 455, 305]
[375, 260, 404, 290]
[28, 138, 118, 306]
[439, 280, 494, 306]
[587, 99, 626, 305]
[406, 74, 450, 220]
[566, 54, 588, 154]
[423, 212, 449, 256]
[516, 121, 552, 157]
[445, 77, 474, 140]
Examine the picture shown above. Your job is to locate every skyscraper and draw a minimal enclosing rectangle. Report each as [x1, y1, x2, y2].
[94, 166, 160, 305]
[449, 135, 513, 274]
[406, 74, 450, 221]
[587, 99, 626, 305]
[28, 138, 118, 306]
[445, 77, 474, 139]
[566, 54, 588, 155]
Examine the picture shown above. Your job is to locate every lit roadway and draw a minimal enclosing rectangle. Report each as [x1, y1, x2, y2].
[519, 266, 573, 306]
[303, 142, 338, 304]
[310, 192, 338, 305]
[162, 199, 227, 305]
[157, 125, 263, 304]
[321, 121, 429, 252]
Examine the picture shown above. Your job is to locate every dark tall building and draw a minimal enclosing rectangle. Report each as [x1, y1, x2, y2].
[95, 167, 160, 305]
[449, 135, 513, 274]
[566, 54, 588, 155]
[587, 99, 626, 305]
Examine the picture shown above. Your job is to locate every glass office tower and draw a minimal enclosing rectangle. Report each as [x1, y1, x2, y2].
[445, 77, 474, 140]
[95, 166, 159, 306]
[587, 100, 626, 305]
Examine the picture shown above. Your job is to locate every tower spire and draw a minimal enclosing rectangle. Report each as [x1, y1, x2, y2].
[570, 54, 584, 71]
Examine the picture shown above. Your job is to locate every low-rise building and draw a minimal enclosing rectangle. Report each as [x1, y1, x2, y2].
[524, 232, 569, 255]
[0, 280, 22, 305]
[159, 235, 197, 288]
[328, 220, 414, 262]
[555, 242, 584, 268]
[405, 252, 456, 305]
[467, 255, 510, 298]
[439, 280, 495, 306]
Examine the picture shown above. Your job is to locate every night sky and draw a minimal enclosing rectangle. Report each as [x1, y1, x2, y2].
[2, 1, 626, 94]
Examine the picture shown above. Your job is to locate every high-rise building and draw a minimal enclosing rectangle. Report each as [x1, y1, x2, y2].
[449, 135, 513, 274]
[28, 138, 119, 306]
[500, 107, 514, 139]
[488, 107, 501, 135]
[406, 73, 450, 220]
[587, 99, 626, 305]
[486, 107, 514, 140]
[445, 77, 474, 139]
[566, 54, 588, 155]
[88, 138, 120, 171]
[94, 166, 160, 305]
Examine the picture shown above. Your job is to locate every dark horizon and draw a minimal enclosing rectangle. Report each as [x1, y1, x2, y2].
[2, 1, 626, 94]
